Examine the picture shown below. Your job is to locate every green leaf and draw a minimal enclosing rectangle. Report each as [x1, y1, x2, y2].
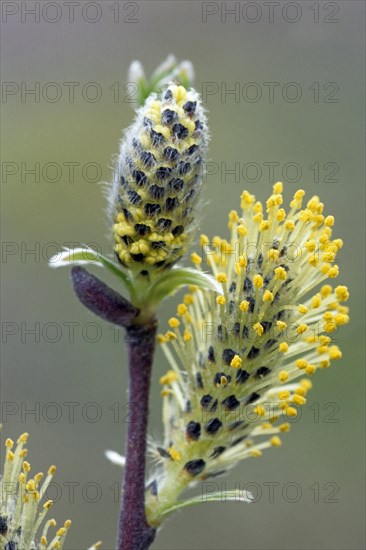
[145, 267, 221, 307]
[49, 247, 136, 300]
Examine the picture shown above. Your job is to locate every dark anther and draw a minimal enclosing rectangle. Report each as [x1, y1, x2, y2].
[184, 459, 206, 477]
[205, 417, 222, 435]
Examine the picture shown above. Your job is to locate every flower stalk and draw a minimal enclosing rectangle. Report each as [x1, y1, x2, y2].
[117, 321, 157, 550]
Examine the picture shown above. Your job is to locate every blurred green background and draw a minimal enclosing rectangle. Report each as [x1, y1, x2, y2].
[1, 1, 365, 548]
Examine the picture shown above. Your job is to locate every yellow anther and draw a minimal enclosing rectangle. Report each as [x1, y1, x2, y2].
[159, 370, 178, 385]
[18, 432, 29, 443]
[333, 238, 343, 249]
[168, 317, 180, 329]
[324, 215, 335, 226]
[329, 346, 342, 360]
[56, 528, 66, 537]
[239, 300, 249, 312]
[278, 371, 289, 382]
[322, 252, 336, 263]
[168, 447, 181, 461]
[165, 331, 177, 341]
[48, 465, 56, 475]
[295, 359, 308, 370]
[305, 364, 316, 375]
[276, 208, 286, 221]
[177, 303, 188, 316]
[279, 422, 290, 432]
[321, 284, 333, 297]
[327, 265, 339, 278]
[284, 406, 297, 417]
[216, 295, 226, 306]
[270, 436, 282, 447]
[253, 323, 264, 336]
[216, 273, 228, 284]
[241, 190, 255, 207]
[254, 201, 263, 213]
[34, 472, 44, 483]
[304, 239, 317, 252]
[320, 263, 331, 274]
[278, 390, 291, 400]
[263, 290, 274, 302]
[274, 267, 287, 280]
[157, 334, 167, 344]
[64, 520, 72, 529]
[296, 323, 308, 335]
[253, 274, 263, 288]
[334, 313, 349, 325]
[5, 438, 14, 448]
[44, 500, 53, 509]
[41, 536, 47, 545]
[238, 255, 247, 268]
[7, 451, 14, 461]
[292, 394, 307, 406]
[276, 321, 287, 331]
[237, 224, 247, 237]
[261, 423, 272, 430]
[229, 210, 239, 222]
[218, 375, 228, 386]
[335, 285, 349, 302]
[294, 189, 305, 200]
[279, 342, 289, 353]
[230, 355, 242, 369]
[161, 389, 170, 397]
[311, 294, 322, 308]
[183, 294, 194, 306]
[191, 252, 202, 265]
[259, 220, 270, 231]
[18, 473, 26, 483]
[273, 181, 283, 194]
[23, 461, 31, 472]
[254, 405, 266, 417]
[250, 449, 263, 457]
[285, 220, 295, 231]
[268, 248, 279, 262]
[298, 304, 309, 314]
[183, 330, 192, 342]
[199, 234, 210, 246]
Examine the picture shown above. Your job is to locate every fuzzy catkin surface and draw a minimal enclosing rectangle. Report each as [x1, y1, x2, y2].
[111, 84, 208, 275]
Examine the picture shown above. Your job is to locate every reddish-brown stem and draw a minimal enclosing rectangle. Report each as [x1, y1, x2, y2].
[117, 320, 157, 550]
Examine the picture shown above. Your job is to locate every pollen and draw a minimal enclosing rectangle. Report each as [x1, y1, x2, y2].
[230, 355, 242, 369]
[156, 184, 348, 510]
[263, 290, 274, 302]
[177, 303, 188, 316]
[335, 285, 349, 301]
[274, 267, 287, 280]
[253, 274, 263, 288]
[254, 405, 266, 417]
[279, 371, 289, 382]
[168, 317, 180, 328]
[168, 448, 182, 461]
[253, 323, 264, 336]
[240, 300, 249, 312]
[191, 253, 202, 265]
[216, 273, 228, 284]
[160, 370, 178, 385]
[276, 321, 287, 332]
